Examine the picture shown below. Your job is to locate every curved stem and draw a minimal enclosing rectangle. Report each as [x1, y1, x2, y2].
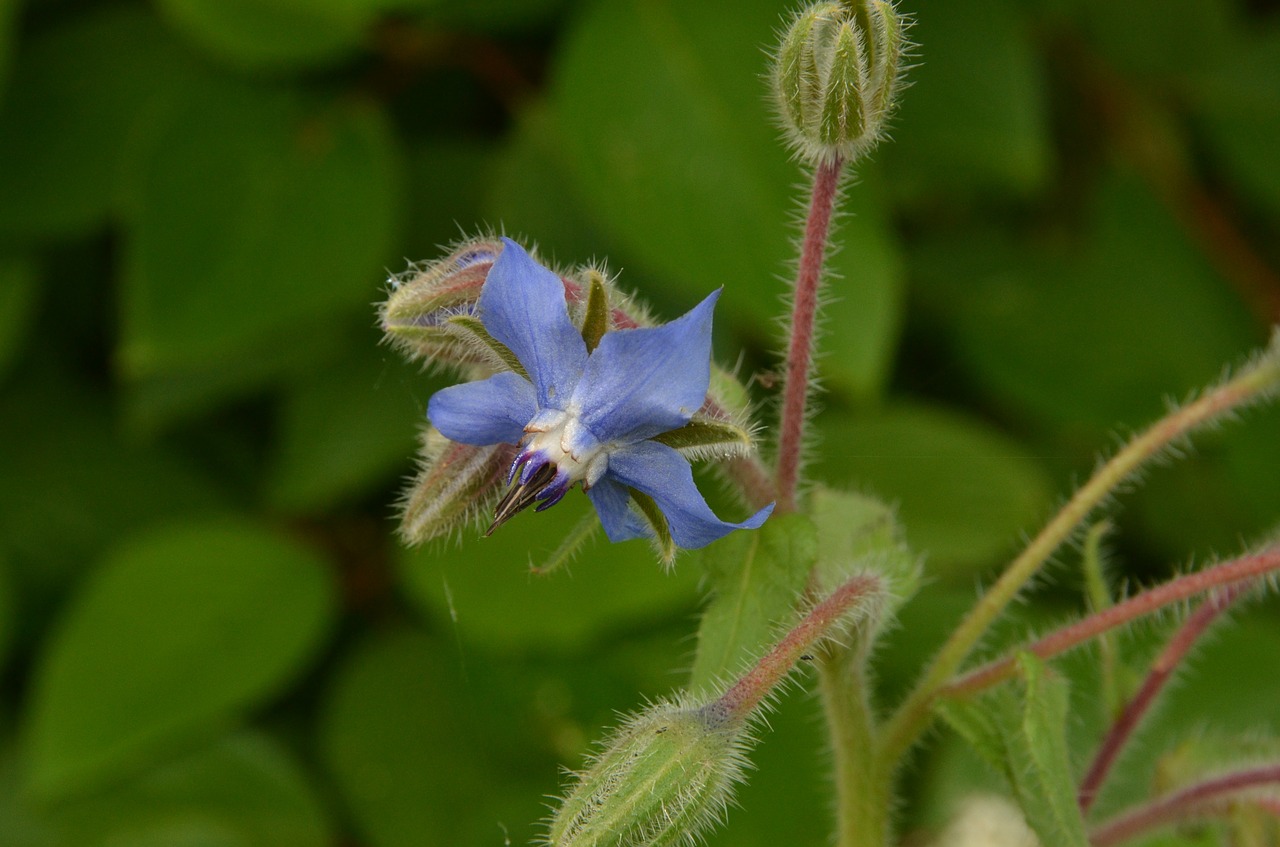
[775, 157, 845, 513]
[1077, 585, 1245, 814]
[817, 643, 889, 847]
[876, 354, 1280, 771]
[1091, 763, 1280, 847]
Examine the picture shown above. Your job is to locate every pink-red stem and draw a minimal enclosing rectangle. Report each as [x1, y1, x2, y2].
[1091, 763, 1280, 847]
[1077, 585, 1245, 814]
[942, 548, 1280, 697]
[775, 157, 845, 513]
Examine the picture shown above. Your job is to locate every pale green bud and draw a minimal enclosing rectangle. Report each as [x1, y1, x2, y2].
[546, 699, 750, 847]
[772, 0, 906, 165]
[398, 428, 513, 544]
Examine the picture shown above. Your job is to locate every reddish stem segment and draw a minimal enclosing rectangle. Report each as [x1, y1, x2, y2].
[942, 548, 1280, 697]
[715, 572, 879, 721]
[1077, 585, 1245, 814]
[1091, 763, 1280, 847]
[775, 157, 845, 512]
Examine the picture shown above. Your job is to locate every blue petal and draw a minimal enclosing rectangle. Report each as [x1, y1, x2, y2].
[571, 289, 720, 443]
[586, 477, 649, 543]
[479, 238, 587, 408]
[605, 440, 772, 549]
[427, 371, 537, 446]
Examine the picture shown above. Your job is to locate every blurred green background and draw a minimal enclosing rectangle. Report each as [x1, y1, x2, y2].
[1, 0, 1278, 844]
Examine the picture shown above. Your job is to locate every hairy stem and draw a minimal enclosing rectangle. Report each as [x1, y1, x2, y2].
[775, 157, 845, 513]
[1091, 763, 1280, 847]
[1077, 585, 1245, 814]
[943, 551, 1277, 697]
[817, 644, 889, 847]
[877, 352, 1280, 769]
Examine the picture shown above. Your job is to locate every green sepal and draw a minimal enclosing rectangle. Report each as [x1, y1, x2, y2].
[580, 269, 609, 352]
[629, 488, 676, 565]
[652, 416, 753, 457]
[399, 432, 509, 545]
[445, 314, 528, 379]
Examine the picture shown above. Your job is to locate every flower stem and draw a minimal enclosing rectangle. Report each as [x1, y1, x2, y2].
[942, 551, 1277, 697]
[817, 644, 889, 847]
[775, 156, 845, 513]
[1090, 763, 1280, 847]
[1077, 584, 1245, 814]
[876, 352, 1280, 770]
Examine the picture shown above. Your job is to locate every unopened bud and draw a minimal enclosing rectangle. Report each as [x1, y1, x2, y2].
[772, 0, 906, 165]
[380, 238, 502, 365]
[547, 698, 751, 847]
[398, 428, 515, 544]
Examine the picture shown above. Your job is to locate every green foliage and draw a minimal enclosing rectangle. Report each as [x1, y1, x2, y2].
[1, 0, 1276, 843]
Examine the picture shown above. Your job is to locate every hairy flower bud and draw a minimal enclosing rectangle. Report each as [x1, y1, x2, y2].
[546, 698, 751, 847]
[772, 0, 906, 165]
[398, 428, 515, 544]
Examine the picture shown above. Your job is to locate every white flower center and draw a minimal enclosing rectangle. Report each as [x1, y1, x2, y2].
[523, 407, 609, 488]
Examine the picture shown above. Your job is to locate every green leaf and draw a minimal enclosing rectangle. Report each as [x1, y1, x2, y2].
[153, 0, 387, 70]
[118, 73, 400, 422]
[0, 256, 36, 381]
[0, 6, 195, 237]
[22, 521, 338, 798]
[319, 628, 543, 847]
[814, 401, 1053, 577]
[265, 333, 425, 513]
[549, 0, 903, 400]
[808, 486, 918, 639]
[0, 731, 332, 847]
[688, 513, 817, 697]
[884, 0, 1050, 200]
[396, 495, 701, 653]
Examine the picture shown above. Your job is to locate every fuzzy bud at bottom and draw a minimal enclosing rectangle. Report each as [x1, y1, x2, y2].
[546, 699, 750, 847]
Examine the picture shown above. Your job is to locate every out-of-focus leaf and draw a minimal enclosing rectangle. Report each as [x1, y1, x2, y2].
[550, 0, 904, 400]
[0, 731, 331, 847]
[1190, 29, 1280, 218]
[0, 6, 195, 237]
[815, 402, 1053, 576]
[154, 0, 387, 70]
[688, 514, 816, 698]
[396, 495, 701, 653]
[265, 333, 424, 513]
[885, 0, 1050, 200]
[0, 375, 230, 614]
[23, 521, 338, 799]
[319, 628, 543, 847]
[912, 172, 1259, 433]
[118, 72, 399, 425]
[0, 256, 36, 380]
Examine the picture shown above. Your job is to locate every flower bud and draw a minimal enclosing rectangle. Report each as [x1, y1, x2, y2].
[380, 238, 502, 366]
[772, 0, 906, 165]
[546, 698, 751, 847]
[398, 428, 515, 544]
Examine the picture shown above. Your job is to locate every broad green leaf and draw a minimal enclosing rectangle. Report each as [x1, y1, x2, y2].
[1004, 654, 1089, 847]
[912, 172, 1260, 433]
[154, 0, 388, 70]
[550, 0, 903, 399]
[688, 514, 817, 698]
[0, 6, 195, 237]
[396, 495, 701, 652]
[22, 521, 338, 798]
[884, 0, 1050, 200]
[0, 731, 331, 847]
[808, 486, 918, 642]
[815, 402, 1053, 576]
[0, 255, 36, 380]
[118, 73, 399, 420]
[265, 332, 425, 513]
[319, 628, 543, 847]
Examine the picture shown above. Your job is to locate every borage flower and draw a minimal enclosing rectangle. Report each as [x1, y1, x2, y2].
[427, 238, 772, 555]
